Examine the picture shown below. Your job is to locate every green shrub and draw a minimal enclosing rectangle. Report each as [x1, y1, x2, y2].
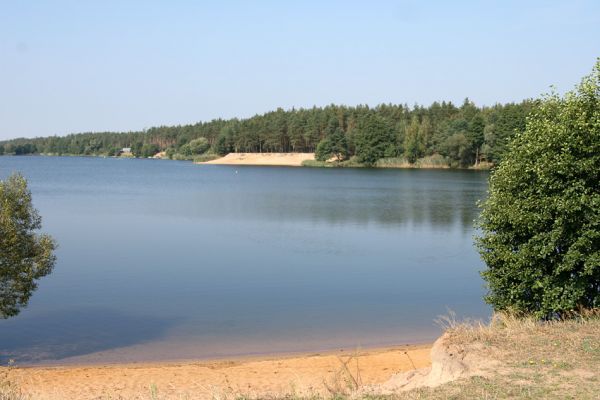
[171, 153, 191, 161]
[0, 174, 56, 318]
[140, 142, 160, 158]
[354, 113, 396, 166]
[302, 159, 335, 168]
[476, 61, 600, 317]
[188, 137, 210, 155]
[374, 156, 411, 168]
[193, 153, 220, 163]
[315, 128, 349, 161]
[302, 156, 363, 168]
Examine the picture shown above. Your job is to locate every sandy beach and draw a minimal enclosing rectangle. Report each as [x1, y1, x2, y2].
[198, 152, 315, 167]
[4, 344, 431, 399]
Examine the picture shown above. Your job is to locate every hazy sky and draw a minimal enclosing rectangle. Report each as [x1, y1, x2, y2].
[1, 1, 599, 140]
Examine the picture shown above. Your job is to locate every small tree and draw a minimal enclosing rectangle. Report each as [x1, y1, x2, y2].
[188, 137, 210, 155]
[442, 133, 471, 167]
[213, 131, 233, 155]
[315, 128, 348, 162]
[476, 61, 600, 317]
[140, 143, 160, 158]
[354, 113, 395, 166]
[403, 116, 425, 163]
[0, 174, 56, 318]
[315, 137, 332, 161]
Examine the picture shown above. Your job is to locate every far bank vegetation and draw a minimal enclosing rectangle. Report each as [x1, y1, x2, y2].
[0, 99, 533, 168]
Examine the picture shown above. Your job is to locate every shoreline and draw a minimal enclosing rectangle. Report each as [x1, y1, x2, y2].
[5, 342, 432, 399]
[17, 341, 432, 369]
[1, 153, 492, 170]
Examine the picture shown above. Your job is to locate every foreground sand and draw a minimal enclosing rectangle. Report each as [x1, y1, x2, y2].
[199, 152, 315, 166]
[5, 344, 430, 400]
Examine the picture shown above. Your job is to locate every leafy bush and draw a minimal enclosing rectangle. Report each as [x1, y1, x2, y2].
[0, 174, 56, 318]
[192, 153, 220, 163]
[442, 132, 471, 167]
[354, 113, 396, 166]
[374, 156, 411, 168]
[188, 137, 210, 155]
[140, 142, 160, 158]
[477, 61, 600, 317]
[315, 128, 349, 161]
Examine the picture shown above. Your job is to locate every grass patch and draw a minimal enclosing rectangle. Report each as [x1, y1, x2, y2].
[374, 157, 412, 168]
[193, 153, 221, 163]
[469, 161, 494, 170]
[413, 155, 450, 168]
[302, 157, 364, 168]
[375, 155, 450, 169]
[379, 310, 600, 400]
[302, 160, 339, 168]
[304, 155, 455, 169]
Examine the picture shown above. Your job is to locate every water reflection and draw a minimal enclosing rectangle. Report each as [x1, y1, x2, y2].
[148, 170, 487, 231]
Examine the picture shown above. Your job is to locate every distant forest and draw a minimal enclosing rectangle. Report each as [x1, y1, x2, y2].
[0, 100, 534, 167]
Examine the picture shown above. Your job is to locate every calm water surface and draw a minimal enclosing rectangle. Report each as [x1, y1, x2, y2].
[0, 156, 489, 364]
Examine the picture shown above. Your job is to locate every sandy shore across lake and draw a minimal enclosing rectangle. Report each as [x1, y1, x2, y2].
[198, 152, 315, 166]
[4, 344, 431, 400]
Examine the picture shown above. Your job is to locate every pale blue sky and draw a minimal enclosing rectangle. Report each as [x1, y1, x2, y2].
[1, 1, 598, 140]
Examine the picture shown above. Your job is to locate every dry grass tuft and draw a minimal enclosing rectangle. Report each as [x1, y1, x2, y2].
[323, 353, 363, 397]
[0, 372, 28, 400]
[385, 309, 600, 399]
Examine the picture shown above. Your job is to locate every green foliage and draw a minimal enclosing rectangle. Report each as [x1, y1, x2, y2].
[131, 141, 144, 157]
[374, 156, 410, 168]
[301, 159, 333, 167]
[477, 61, 600, 317]
[192, 153, 220, 163]
[404, 116, 425, 163]
[178, 144, 192, 157]
[0, 100, 534, 167]
[315, 138, 332, 161]
[165, 147, 175, 159]
[302, 156, 363, 168]
[467, 113, 486, 149]
[187, 137, 210, 155]
[442, 133, 471, 167]
[315, 128, 348, 161]
[6, 143, 38, 155]
[212, 133, 232, 155]
[0, 145, 4, 155]
[140, 142, 160, 158]
[0, 174, 56, 318]
[354, 113, 395, 165]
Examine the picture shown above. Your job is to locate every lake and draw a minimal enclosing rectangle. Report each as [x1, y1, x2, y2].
[0, 156, 489, 365]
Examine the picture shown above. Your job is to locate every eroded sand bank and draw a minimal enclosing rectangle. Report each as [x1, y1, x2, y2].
[6, 344, 431, 399]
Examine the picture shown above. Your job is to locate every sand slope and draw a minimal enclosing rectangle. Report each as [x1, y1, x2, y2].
[198, 152, 315, 166]
[5, 345, 430, 399]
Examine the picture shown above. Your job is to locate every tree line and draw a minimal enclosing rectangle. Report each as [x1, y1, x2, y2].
[0, 99, 534, 167]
